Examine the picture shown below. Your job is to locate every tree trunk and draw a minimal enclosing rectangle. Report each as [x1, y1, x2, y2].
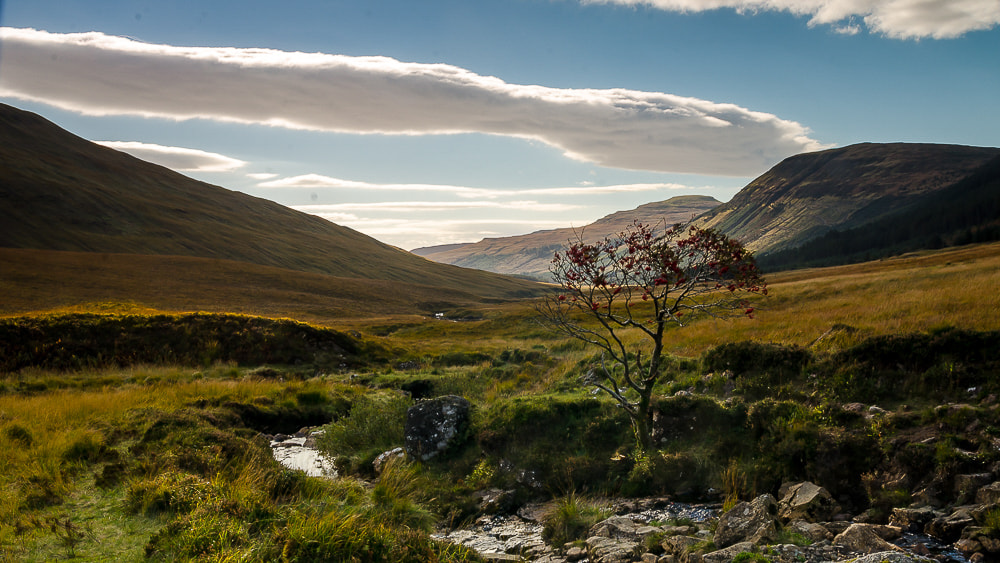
[633, 391, 654, 452]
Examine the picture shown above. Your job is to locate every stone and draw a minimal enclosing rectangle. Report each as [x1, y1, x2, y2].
[785, 519, 833, 542]
[586, 535, 642, 563]
[565, 546, 587, 561]
[850, 551, 936, 563]
[372, 446, 405, 474]
[662, 535, 702, 557]
[713, 494, 780, 549]
[976, 481, 1000, 505]
[956, 473, 994, 503]
[404, 395, 471, 461]
[590, 516, 643, 540]
[979, 535, 1000, 553]
[701, 541, 755, 563]
[955, 538, 983, 556]
[889, 507, 937, 532]
[924, 506, 975, 543]
[778, 481, 840, 523]
[832, 523, 903, 554]
[474, 488, 518, 515]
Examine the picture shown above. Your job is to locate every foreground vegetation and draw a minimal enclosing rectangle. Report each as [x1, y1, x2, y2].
[3, 242, 1000, 560]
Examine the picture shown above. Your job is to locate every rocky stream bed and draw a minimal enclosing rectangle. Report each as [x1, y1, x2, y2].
[269, 431, 989, 563]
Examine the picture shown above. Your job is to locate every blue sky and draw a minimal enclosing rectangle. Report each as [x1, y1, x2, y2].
[1, 0, 998, 250]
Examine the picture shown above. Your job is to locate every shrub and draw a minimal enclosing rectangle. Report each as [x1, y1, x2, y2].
[732, 552, 771, 563]
[316, 393, 411, 467]
[126, 471, 215, 515]
[4, 423, 34, 447]
[701, 341, 811, 386]
[541, 493, 610, 547]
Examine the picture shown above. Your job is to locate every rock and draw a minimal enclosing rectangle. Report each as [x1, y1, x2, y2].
[586, 534, 641, 563]
[590, 516, 643, 540]
[924, 506, 975, 543]
[404, 395, 471, 461]
[956, 473, 993, 502]
[833, 523, 903, 554]
[474, 488, 518, 515]
[785, 519, 833, 541]
[778, 481, 840, 523]
[661, 525, 697, 536]
[701, 541, 755, 563]
[713, 494, 779, 549]
[565, 545, 587, 561]
[955, 538, 983, 557]
[889, 507, 937, 532]
[850, 551, 935, 563]
[976, 481, 1000, 504]
[979, 535, 1000, 553]
[372, 447, 405, 474]
[642, 553, 660, 563]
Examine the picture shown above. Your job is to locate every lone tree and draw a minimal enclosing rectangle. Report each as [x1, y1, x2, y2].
[538, 221, 766, 451]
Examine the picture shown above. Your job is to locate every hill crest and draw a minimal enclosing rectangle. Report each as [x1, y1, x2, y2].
[0, 103, 541, 302]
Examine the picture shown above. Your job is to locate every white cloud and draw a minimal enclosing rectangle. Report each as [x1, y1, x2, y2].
[0, 27, 826, 176]
[246, 172, 278, 180]
[583, 0, 1000, 39]
[95, 140, 245, 172]
[292, 200, 581, 213]
[260, 173, 699, 198]
[301, 215, 579, 249]
[259, 174, 497, 198]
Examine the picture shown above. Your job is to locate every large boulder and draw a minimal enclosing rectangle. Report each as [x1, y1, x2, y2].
[585, 535, 642, 563]
[778, 481, 841, 523]
[833, 523, 903, 554]
[404, 395, 471, 461]
[701, 542, 755, 563]
[714, 494, 780, 549]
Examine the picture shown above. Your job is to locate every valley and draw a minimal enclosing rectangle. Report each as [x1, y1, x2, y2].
[2, 102, 1000, 562]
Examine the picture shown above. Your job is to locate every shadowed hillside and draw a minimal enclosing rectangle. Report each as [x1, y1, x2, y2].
[0, 103, 541, 301]
[692, 142, 1000, 255]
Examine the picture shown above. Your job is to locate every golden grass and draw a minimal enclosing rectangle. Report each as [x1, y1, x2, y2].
[653, 242, 1000, 356]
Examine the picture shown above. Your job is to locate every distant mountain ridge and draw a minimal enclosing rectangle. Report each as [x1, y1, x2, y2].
[0, 103, 541, 302]
[418, 142, 1000, 277]
[412, 195, 720, 280]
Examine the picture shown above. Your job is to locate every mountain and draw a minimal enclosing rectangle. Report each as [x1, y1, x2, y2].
[412, 195, 720, 280]
[691, 143, 1000, 255]
[0, 103, 541, 305]
[757, 153, 1000, 270]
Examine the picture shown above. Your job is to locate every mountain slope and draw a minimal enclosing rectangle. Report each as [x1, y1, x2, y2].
[0, 103, 541, 300]
[413, 195, 720, 280]
[757, 154, 1000, 270]
[691, 143, 1000, 254]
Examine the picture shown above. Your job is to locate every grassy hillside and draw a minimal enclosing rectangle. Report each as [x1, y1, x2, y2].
[692, 143, 1000, 254]
[0, 103, 541, 301]
[758, 154, 1000, 270]
[0, 248, 526, 321]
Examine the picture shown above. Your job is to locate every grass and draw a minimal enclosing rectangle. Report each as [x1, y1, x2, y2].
[3, 242, 1000, 558]
[0, 367, 481, 561]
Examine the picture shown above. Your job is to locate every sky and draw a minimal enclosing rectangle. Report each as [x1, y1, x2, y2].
[1, 1, 998, 251]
